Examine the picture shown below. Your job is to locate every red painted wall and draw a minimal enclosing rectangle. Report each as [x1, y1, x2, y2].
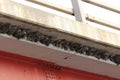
[0, 51, 119, 80]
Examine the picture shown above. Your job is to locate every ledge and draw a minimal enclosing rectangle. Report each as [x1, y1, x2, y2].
[0, 32, 120, 79]
[0, 22, 120, 65]
[0, 0, 120, 49]
[0, 0, 120, 79]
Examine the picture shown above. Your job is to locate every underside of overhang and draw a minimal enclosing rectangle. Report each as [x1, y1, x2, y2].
[0, 15, 120, 65]
[0, 15, 120, 79]
[0, 0, 120, 79]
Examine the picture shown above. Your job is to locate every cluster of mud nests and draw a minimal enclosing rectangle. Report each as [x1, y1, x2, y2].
[0, 22, 120, 65]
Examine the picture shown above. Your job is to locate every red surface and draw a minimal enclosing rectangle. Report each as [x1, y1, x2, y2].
[0, 51, 119, 80]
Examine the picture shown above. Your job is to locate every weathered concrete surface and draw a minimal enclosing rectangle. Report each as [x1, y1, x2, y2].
[0, 0, 120, 49]
[0, 0, 120, 79]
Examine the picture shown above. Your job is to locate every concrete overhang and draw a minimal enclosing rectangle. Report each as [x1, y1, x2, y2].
[0, 15, 119, 79]
[0, 0, 120, 79]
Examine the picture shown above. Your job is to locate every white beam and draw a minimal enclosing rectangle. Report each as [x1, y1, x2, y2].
[86, 14, 120, 30]
[27, 0, 73, 15]
[82, 0, 120, 13]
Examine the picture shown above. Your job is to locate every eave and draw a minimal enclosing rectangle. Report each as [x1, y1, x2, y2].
[0, 0, 120, 79]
